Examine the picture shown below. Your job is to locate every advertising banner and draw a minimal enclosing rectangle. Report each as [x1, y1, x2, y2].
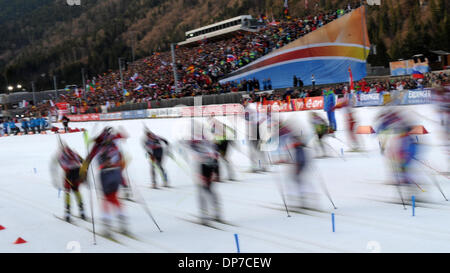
[354, 93, 383, 107]
[122, 110, 148, 119]
[67, 114, 100, 122]
[100, 112, 123, 121]
[400, 88, 432, 105]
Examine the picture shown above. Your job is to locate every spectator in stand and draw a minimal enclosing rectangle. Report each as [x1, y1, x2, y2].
[298, 76, 304, 90]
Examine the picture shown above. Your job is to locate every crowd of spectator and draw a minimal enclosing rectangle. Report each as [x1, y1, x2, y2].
[36, 5, 356, 114]
[247, 72, 449, 103]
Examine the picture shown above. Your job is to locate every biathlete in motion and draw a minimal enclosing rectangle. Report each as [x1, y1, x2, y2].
[80, 127, 129, 235]
[286, 132, 310, 208]
[335, 90, 360, 151]
[207, 116, 236, 181]
[309, 112, 332, 157]
[186, 122, 222, 225]
[244, 99, 268, 172]
[143, 128, 170, 189]
[57, 142, 86, 222]
[385, 125, 421, 203]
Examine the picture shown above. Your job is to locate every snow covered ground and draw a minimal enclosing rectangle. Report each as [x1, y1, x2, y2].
[0, 103, 448, 253]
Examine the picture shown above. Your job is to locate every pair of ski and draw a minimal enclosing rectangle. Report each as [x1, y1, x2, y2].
[53, 214, 140, 245]
[261, 203, 330, 217]
[177, 214, 238, 231]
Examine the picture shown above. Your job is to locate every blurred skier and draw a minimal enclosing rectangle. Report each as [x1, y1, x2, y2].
[143, 128, 170, 188]
[335, 90, 360, 151]
[310, 112, 332, 157]
[375, 106, 410, 154]
[433, 84, 449, 145]
[286, 131, 310, 208]
[57, 142, 86, 222]
[207, 116, 236, 181]
[385, 125, 421, 203]
[186, 121, 221, 225]
[244, 99, 268, 172]
[80, 127, 129, 235]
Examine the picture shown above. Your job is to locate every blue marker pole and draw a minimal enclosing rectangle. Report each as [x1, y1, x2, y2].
[234, 234, 240, 253]
[332, 213, 335, 232]
[33, 168, 37, 174]
[58, 189, 61, 198]
[341, 148, 344, 156]
[412, 196, 415, 216]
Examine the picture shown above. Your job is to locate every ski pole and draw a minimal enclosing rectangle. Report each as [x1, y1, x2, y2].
[414, 158, 449, 180]
[431, 173, 448, 201]
[322, 141, 346, 161]
[390, 161, 407, 210]
[126, 169, 163, 232]
[312, 164, 337, 209]
[87, 171, 97, 245]
[417, 159, 447, 201]
[83, 130, 97, 244]
[276, 165, 291, 217]
[267, 152, 290, 217]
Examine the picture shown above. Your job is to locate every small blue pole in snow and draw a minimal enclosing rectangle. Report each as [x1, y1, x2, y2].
[58, 188, 61, 198]
[341, 148, 344, 156]
[332, 213, 335, 232]
[33, 168, 37, 174]
[412, 196, 415, 216]
[234, 233, 240, 253]
[416, 136, 419, 143]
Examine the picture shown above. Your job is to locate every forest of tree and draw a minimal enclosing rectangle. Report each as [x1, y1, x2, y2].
[0, 0, 448, 92]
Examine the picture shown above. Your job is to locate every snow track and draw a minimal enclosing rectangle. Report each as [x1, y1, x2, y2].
[0, 104, 449, 252]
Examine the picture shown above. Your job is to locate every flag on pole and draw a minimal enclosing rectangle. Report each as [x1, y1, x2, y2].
[130, 73, 139, 82]
[412, 70, 424, 79]
[21, 100, 29, 108]
[348, 67, 355, 91]
[134, 84, 143, 92]
[227, 54, 237, 62]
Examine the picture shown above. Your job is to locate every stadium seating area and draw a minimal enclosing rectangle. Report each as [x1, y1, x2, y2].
[11, 3, 449, 117]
